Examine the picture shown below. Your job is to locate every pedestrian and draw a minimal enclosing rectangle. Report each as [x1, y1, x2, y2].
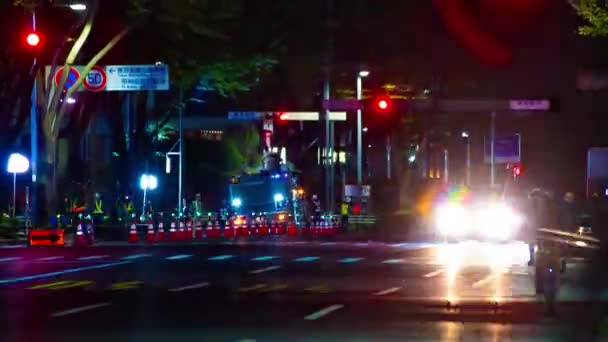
[340, 199, 350, 231]
[312, 194, 321, 223]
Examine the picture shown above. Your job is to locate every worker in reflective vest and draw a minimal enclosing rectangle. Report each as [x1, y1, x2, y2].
[92, 193, 103, 224]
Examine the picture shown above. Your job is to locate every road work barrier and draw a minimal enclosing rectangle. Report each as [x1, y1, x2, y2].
[29, 229, 65, 246]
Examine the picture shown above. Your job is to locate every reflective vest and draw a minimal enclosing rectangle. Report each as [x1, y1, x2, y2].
[340, 203, 349, 216]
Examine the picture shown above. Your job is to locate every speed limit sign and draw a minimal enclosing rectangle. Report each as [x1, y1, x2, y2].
[83, 66, 107, 92]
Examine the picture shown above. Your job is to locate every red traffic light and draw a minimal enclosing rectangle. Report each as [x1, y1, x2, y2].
[374, 97, 391, 112]
[26, 32, 40, 47]
[378, 99, 388, 110]
[278, 112, 288, 121]
[513, 166, 522, 176]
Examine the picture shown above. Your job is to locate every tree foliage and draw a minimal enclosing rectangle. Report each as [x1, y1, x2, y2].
[571, 0, 608, 36]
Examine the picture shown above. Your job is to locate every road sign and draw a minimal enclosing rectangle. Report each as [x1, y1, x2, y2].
[54, 67, 80, 91]
[228, 112, 265, 120]
[484, 134, 521, 164]
[322, 99, 362, 110]
[83, 66, 107, 92]
[106, 64, 169, 91]
[509, 99, 550, 111]
[46, 64, 169, 92]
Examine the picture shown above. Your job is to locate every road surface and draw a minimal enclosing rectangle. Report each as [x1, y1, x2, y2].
[0, 239, 599, 341]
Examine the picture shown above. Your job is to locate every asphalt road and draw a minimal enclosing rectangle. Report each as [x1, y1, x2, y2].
[0, 239, 601, 341]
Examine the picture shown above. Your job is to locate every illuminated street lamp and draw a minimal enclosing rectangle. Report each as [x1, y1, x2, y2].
[69, 3, 87, 11]
[139, 174, 158, 218]
[357, 70, 370, 184]
[7, 153, 30, 218]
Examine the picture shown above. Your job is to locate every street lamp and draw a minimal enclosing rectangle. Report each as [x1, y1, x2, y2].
[69, 3, 87, 11]
[139, 174, 158, 218]
[357, 70, 370, 184]
[7, 153, 30, 218]
[462, 131, 471, 186]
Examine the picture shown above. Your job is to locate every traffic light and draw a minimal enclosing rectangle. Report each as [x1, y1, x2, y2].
[374, 96, 391, 112]
[513, 165, 522, 177]
[278, 112, 288, 121]
[25, 32, 41, 47]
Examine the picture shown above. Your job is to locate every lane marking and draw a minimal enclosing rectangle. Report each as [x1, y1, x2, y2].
[111, 281, 142, 290]
[249, 266, 281, 274]
[0, 257, 21, 262]
[208, 254, 233, 261]
[423, 269, 443, 278]
[260, 283, 288, 293]
[165, 254, 192, 260]
[37, 256, 65, 261]
[338, 257, 363, 263]
[0, 261, 131, 285]
[374, 287, 401, 296]
[294, 256, 320, 262]
[305, 284, 331, 294]
[51, 302, 111, 318]
[239, 284, 267, 292]
[251, 256, 277, 261]
[472, 275, 496, 288]
[304, 304, 344, 321]
[77, 255, 108, 261]
[382, 258, 404, 264]
[50, 280, 93, 290]
[168, 282, 210, 292]
[28, 280, 72, 289]
[122, 253, 152, 260]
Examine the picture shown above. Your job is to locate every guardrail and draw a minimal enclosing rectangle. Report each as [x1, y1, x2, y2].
[348, 215, 377, 225]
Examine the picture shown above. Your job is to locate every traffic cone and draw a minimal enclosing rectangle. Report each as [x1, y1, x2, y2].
[224, 218, 234, 238]
[194, 219, 204, 239]
[74, 220, 86, 246]
[238, 219, 249, 237]
[169, 218, 178, 241]
[85, 218, 95, 245]
[186, 219, 193, 240]
[157, 219, 165, 242]
[128, 220, 138, 243]
[178, 219, 186, 240]
[213, 220, 221, 238]
[277, 220, 286, 235]
[287, 220, 297, 236]
[145, 219, 155, 243]
[270, 220, 277, 235]
[206, 220, 214, 238]
[259, 219, 268, 235]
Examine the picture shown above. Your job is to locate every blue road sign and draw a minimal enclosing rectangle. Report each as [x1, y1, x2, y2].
[227, 112, 264, 120]
[484, 134, 521, 164]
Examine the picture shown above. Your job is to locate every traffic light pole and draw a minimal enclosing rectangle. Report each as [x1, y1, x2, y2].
[29, 10, 38, 225]
[490, 111, 496, 188]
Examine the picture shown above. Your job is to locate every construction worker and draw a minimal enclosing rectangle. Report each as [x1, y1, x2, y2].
[192, 193, 203, 218]
[340, 199, 350, 230]
[92, 192, 104, 224]
[124, 195, 134, 219]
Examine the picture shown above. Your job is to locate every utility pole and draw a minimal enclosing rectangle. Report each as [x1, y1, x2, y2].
[323, 0, 334, 213]
[178, 86, 184, 216]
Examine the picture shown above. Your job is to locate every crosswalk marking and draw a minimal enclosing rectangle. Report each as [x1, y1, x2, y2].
[423, 269, 443, 278]
[37, 256, 64, 261]
[165, 254, 192, 260]
[168, 282, 210, 292]
[338, 257, 363, 263]
[0, 257, 21, 262]
[77, 255, 108, 261]
[374, 287, 401, 296]
[304, 304, 344, 320]
[249, 266, 280, 274]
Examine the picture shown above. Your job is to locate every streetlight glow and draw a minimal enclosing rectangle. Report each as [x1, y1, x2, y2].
[359, 70, 370, 78]
[139, 174, 158, 190]
[7, 153, 30, 174]
[461, 131, 470, 139]
[69, 3, 87, 11]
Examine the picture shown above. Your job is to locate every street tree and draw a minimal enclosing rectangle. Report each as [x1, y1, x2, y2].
[569, 0, 608, 36]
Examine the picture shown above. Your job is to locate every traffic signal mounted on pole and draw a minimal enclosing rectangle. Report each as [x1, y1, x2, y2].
[25, 32, 41, 47]
[513, 165, 522, 177]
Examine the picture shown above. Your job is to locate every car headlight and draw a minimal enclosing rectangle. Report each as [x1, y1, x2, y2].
[436, 203, 469, 236]
[475, 204, 522, 240]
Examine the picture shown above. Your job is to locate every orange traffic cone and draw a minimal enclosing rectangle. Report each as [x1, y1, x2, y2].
[277, 220, 286, 235]
[224, 218, 234, 238]
[178, 219, 186, 240]
[287, 220, 297, 236]
[85, 219, 95, 245]
[194, 219, 204, 239]
[128, 220, 138, 243]
[205, 220, 213, 238]
[157, 219, 165, 241]
[145, 219, 155, 243]
[259, 219, 268, 235]
[213, 220, 221, 238]
[169, 218, 178, 241]
[186, 219, 193, 240]
[238, 219, 249, 237]
[74, 220, 86, 246]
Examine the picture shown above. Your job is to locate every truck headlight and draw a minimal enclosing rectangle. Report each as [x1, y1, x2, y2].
[476, 204, 522, 240]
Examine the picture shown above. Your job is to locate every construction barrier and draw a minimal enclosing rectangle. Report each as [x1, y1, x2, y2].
[74, 221, 88, 246]
[29, 229, 65, 246]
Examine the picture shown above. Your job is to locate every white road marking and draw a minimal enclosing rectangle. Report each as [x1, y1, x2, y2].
[165, 254, 192, 260]
[122, 253, 152, 260]
[304, 304, 344, 320]
[168, 282, 210, 292]
[77, 255, 108, 261]
[423, 269, 443, 278]
[472, 275, 496, 288]
[249, 266, 281, 274]
[50, 302, 112, 318]
[37, 256, 64, 261]
[0, 257, 21, 262]
[374, 287, 401, 296]
[382, 258, 404, 264]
